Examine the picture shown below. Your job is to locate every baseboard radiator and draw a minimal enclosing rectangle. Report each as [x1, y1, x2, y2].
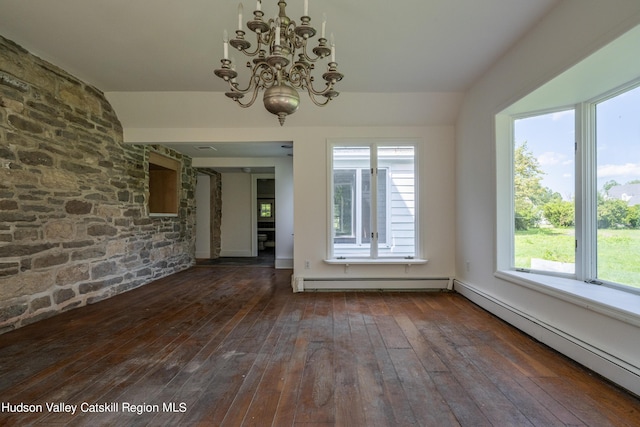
[454, 279, 640, 397]
[292, 277, 454, 292]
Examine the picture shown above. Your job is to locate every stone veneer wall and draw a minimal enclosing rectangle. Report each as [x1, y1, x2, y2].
[210, 172, 222, 258]
[0, 35, 196, 334]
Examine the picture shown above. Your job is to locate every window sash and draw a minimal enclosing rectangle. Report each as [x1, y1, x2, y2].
[512, 109, 576, 275]
[332, 168, 388, 246]
[593, 84, 640, 289]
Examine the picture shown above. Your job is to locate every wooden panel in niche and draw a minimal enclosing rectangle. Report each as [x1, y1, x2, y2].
[149, 152, 180, 215]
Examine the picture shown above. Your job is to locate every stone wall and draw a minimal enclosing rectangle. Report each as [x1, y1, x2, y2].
[210, 172, 222, 258]
[0, 35, 196, 334]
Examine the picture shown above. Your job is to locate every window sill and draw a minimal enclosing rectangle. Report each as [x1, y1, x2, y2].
[325, 258, 428, 273]
[149, 213, 178, 218]
[324, 258, 428, 265]
[495, 270, 640, 328]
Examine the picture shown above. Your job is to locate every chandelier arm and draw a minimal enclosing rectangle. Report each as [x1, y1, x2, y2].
[225, 77, 253, 94]
[299, 39, 324, 63]
[284, 22, 298, 53]
[227, 62, 275, 94]
[233, 83, 262, 108]
[258, 64, 277, 87]
[288, 36, 318, 63]
[287, 64, 307, 89]
[233, 42, 262, 58]
[303, 78, 337, 97]
[305, 89, 332, 107]
[287, 64, 340, 98]
[236, 26, 273, 57]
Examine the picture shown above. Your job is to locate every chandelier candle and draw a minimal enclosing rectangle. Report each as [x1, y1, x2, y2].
[214, 0, 344, 125]
[223, 30, 229, 59]
[330, 33, 335, 62]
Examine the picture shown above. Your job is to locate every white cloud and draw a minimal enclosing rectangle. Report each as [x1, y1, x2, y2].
[538, 151, 567, 166]
[597, 163, 640, 177]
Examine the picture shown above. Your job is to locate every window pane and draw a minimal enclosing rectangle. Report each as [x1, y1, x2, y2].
[360, 170, 372, 244]
[513, 110, 575, 273]
[377, 169, 387, 245]
[595, 85, 640, 288]
[378, 146, 415, 257]
[333, 169, 356, 242]
[333, 147, 370, 257]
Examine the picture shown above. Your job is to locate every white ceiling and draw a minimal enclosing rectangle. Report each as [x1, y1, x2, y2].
[0, 0, 558, 93]
[0, 0, 559, 158]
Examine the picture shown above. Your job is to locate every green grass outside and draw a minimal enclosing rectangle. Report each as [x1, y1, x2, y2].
[515, 227, 640, 289]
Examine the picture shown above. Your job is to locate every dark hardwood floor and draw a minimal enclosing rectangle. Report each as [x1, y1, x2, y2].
[1, 266, 638, 426]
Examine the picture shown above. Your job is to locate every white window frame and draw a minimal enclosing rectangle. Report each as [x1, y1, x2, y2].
[327, 139, 420, 261]
[510, 106, 577, 279]
[587, 81, 640, 293]
[501, 79, 640, 296]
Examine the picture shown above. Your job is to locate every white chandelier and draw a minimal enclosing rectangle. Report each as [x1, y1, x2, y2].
[214, 0, 344, 126]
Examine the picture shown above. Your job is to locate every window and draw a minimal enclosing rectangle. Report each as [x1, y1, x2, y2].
[595, 84, 640, 287]
[513, 110, 576, 274]
[148, 152, 180, 216]
[505, 82, 640, 292]
[259, 200, 274, 218]
[330, 142, 416, 259]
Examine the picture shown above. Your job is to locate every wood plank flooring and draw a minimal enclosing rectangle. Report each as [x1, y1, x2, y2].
[1, 266, 639, 426]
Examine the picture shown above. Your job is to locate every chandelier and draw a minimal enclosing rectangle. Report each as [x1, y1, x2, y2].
[214, 0, 344, 126]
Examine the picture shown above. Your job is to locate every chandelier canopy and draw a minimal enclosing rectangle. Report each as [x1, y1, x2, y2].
[214, 0, 344, 126]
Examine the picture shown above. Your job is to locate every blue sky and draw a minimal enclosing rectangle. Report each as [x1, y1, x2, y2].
[514, 84, 640, 200]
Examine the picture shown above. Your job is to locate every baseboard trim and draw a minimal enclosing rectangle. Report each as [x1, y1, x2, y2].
[454, 279, 640, 396]
[219, 250, 252, 257]
[294, 277, 452, 292]
[275, 258, 293, 269]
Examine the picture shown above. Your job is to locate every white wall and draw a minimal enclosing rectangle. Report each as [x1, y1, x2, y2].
[192, 159, 294, 264]
[220, 172, 253, 257]
[294, 127, 456, 284]
[114, 125, 455, 284]
[195, 173, 211, 258]
[456, 0, 640, 394]
[106, 89, 462, 276]
[274, 159, 294, 269]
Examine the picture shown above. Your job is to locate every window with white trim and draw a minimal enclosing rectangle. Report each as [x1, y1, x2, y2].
[506, 82, 640, 292]
[330, 142, 416, 259]
[594, 84, 640, 287]
[513, 109, 576, 275]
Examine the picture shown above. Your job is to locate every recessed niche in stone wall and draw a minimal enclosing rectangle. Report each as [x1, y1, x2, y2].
[149, 152, 180, 216]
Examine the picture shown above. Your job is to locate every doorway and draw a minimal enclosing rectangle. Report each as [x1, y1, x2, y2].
[192, 142, 294, 269]
[255, 175, 276, 265]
